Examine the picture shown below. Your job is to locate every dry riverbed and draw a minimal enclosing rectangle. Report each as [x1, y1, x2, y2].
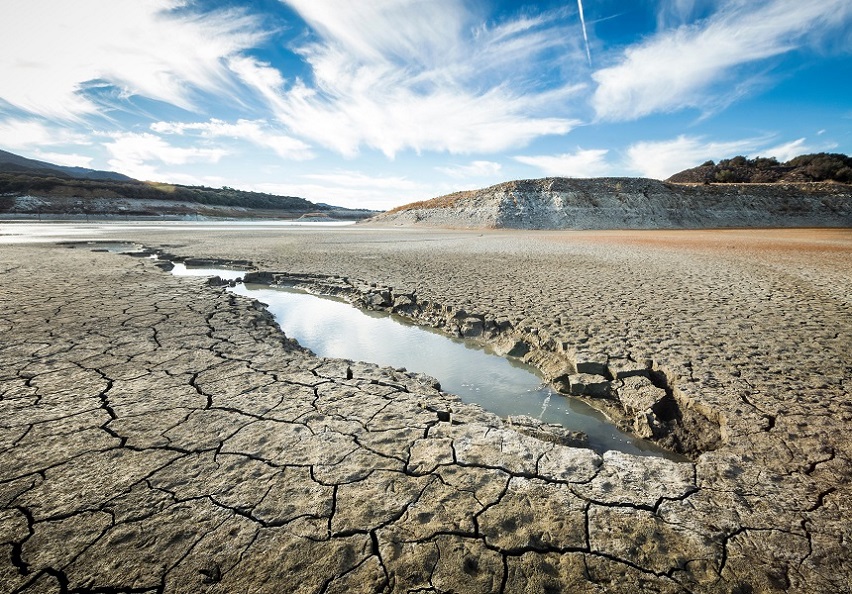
[0, 224, 850, 592]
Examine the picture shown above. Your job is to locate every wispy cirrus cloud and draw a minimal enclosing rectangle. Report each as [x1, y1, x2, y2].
[514, 149, 612, 177]
[593, 0, 852, 121]
[230, 0, 584, 157]
[762, 137, 838, 162]
[103, 132, 229, 180]
[0, 0, 265, 119]
[518, 134, 836, 181]
[625, 135, 770, 179]
[436, 160, 502, 179]
[655, 0, 715, 28]
[0, 119, 92, 150]
[29, 151, 94, 169]
[253, 170, 433, 210]
[151, 118, 314, 160]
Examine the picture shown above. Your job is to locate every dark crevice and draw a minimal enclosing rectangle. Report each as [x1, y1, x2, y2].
[188, 372, 212, 409]
[498, 555, 509, 594]
[803, 448, 835, 475]
[10, 506, 35, 576]
[327, 484, 338, 539]
[805, 487, 837, 513]
[370, 529, 391, 592]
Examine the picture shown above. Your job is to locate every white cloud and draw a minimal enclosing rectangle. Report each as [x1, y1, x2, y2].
[252, 171, 433, 211]
[625, 135, 768, 179]
[761, 138, 837, 162]
[656, 0, 714, 28]
[103, 132, 228, 180]
[151, 118, 314, 160]
[761, 138, 810, 162]
[0, 119, 91, 150]
[437, 161, 502, 179]
[300, 171, 419, 191]
[0, 0, 265, 119]
[30, 151, 93, 169]
[514, 149, 612, 177]
[230, 1, 583, 157]
[593, 0, 852, 121]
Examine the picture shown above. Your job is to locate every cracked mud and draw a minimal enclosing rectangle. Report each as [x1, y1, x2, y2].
[0, 226, 850, 593]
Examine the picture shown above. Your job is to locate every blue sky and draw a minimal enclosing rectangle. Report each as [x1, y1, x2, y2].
[1, 0, 850, 209]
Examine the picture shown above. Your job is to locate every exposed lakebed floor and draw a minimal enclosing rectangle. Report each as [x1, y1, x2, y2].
[0, 224, 850, 592]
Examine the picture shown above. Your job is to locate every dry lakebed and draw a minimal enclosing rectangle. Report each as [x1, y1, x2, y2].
[0, 223, 850, 593]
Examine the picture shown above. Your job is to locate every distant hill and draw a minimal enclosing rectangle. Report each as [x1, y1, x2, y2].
[0, 149, 374, 220]
[0, 149, 134, 181]
[667, 153, 852, 184]
[369, 177, 851, 229]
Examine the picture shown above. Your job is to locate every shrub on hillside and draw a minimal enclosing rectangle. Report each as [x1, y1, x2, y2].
[669, 153, 851, 184]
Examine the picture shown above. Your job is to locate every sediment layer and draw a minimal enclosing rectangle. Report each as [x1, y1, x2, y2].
[370, 177, 852, 229]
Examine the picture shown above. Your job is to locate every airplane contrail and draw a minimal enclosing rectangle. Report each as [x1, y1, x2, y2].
[577, 0, 592, 66]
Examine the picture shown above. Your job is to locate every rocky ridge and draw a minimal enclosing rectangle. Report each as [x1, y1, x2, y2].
[0, 149, 374, 220]
[371, 177, 851, 229]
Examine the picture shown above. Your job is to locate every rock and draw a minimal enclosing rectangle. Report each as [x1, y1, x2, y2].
[616, 376, 666, 413]
[392, 293, 415, 308]
[567, 373, 612, 397]
[615, 376, 669, 438]
[205, 275, 229, 286]
[459, 316, 484, 337]
[607, 357, 652, 379]
[575, 355, 610, 377]
[367, 290, 391, 307]
[633, 409, 667, 439]
[505, 340, 530, 357]
[507, 415, 589, 447]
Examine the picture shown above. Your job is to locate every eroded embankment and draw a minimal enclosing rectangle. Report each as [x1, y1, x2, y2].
[371, 177, 852, 229]
[135, 243, 720, 459]
[219, 265, 720, 459]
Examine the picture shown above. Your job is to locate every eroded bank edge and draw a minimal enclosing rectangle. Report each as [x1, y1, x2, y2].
[114, 244, 723, 460]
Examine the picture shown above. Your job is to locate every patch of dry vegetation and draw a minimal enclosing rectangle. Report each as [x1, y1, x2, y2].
[384, 189, 478, 214]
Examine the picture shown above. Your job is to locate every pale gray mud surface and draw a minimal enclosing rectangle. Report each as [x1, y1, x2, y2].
[1, 226, 850, 592]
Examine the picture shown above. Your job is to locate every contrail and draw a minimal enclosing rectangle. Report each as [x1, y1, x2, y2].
[577, 0, 592, 66]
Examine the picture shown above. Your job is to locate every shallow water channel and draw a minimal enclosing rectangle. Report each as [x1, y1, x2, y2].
[171, 263, 677, 459]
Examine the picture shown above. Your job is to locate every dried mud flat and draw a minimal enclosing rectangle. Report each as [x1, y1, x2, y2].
[0, 226, 850, 593]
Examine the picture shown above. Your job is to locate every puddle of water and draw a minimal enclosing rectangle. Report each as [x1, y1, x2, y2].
[68, 241, 146, 254]
[171, 264, 679, 458]
[171, 262, 246, 281]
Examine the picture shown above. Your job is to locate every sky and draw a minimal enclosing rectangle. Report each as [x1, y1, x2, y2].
[0, 0, 850, 210]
